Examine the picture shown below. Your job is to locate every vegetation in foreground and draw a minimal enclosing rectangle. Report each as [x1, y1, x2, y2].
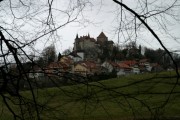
[0, 71, 180, 120]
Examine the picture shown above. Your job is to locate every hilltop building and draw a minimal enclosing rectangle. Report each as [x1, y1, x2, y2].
[73, 32, 114, 61]
[74, 33, 96, 51]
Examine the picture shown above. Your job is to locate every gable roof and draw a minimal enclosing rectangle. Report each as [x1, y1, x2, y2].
[121, 60, 137, 66]
[77, 35, 96, 43]
[106, 61, 119, 68]
[48, 62, 68, 69]
[118, 63, 131, 69]
[139, 59, 149, 63]
[60, 56, 73, 64]
[75, 61, 97, 69]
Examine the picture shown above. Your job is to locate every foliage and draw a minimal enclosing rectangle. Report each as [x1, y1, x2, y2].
[62, 47, 72, 55]
[144, 48, 180, 68]
[38, 45, 57, 66]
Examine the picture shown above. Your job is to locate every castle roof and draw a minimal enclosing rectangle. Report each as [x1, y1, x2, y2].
[77, 35, 96, 43]
[97, 32, 107, 38]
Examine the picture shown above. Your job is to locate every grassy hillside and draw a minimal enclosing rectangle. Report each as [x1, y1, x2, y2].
[1, 71, 180, 120]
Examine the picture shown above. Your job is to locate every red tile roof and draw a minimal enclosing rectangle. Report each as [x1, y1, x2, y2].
[81, 61, 97, 69]
[121, 60, 137, 66]
[118, 63, 131, 69]
[48, 62, 68, 69]
[106, 61, 119, 68]
[139, 59, 149, 63]
[75, 61, 97, 69]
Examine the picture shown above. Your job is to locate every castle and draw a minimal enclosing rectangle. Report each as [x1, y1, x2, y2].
[73, 32, 114, 61]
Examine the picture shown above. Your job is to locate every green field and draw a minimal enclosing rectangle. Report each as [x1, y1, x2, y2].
[1, 71, 180, 120]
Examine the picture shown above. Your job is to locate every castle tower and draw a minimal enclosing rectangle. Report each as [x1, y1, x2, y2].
[76, 34, 78, 39]
[74, 34, 79, 51]
[97, 32, 108, 45]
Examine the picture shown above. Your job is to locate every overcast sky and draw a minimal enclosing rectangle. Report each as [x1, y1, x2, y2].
[1, 0, 180, 54]
[51, 0, 180, 54]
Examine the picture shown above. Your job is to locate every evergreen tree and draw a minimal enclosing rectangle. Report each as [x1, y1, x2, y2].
[57, 52, 62, 61]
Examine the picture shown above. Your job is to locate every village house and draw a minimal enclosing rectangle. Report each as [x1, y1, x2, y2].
[46, 56, 73, 76]
[119, 60, 140, 74]
[45, 62, 69, 76]
[132, 65, 140, 74]
[29, 66, 44, 79]
[73, 61, 99, 76]
[59, 55, 74, 64]
[151, 63, 163, 72]
[117, 62, 132, 76]
[68, 50, 84, 62]
[101, 61, 120, 73]
[121, 60, 138, 67]
[101, 60, 141, 77]
[139, 59, 152, 72]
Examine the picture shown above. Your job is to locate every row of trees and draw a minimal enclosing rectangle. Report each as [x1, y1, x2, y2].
[33, 45, 72, 67]
[145, 48, 180, 69]
[99, 41, 180, 69]
[110, 42, 142, 61]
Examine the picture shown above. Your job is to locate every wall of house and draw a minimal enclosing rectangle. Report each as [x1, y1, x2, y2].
[101, 62, 113, 73]
[132, 67, 140, 74]
[77, 52, 84, 60]
[29, 72, 44, 78]
[73, 64, 89, 76]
